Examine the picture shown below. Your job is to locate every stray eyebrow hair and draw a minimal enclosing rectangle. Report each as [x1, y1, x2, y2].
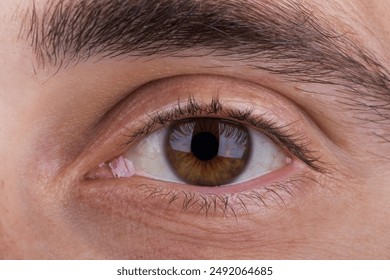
[20, 0, 390, 126]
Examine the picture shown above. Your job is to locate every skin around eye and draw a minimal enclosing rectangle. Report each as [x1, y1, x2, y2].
[88, 116, 290, 187]
[81, 75, 325, 218]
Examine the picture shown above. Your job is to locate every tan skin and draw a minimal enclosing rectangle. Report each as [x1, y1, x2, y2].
[0, 0, 390, 259]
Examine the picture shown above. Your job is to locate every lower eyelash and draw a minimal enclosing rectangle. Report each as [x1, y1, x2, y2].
[135, 176, 313, 218]
[75, 172, 323, 222]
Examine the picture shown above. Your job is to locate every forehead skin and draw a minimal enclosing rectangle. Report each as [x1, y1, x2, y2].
[0, 0, 389, 259]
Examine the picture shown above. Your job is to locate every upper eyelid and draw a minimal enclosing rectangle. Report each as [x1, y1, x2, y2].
[122, 96, 326, 173]
[22, 0, 390, 129]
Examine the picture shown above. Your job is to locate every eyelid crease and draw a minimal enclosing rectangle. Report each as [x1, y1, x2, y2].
[123, 96, 326, 173]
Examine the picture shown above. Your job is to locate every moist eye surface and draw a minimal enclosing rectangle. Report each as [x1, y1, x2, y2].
[166, 118, 251, 186]
[89, 98, 295, 187]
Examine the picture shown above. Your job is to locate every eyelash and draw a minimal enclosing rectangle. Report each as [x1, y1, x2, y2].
[124, 96, 324, 172]
[127, 175, 315, 218]
[83, 96, 326, 218]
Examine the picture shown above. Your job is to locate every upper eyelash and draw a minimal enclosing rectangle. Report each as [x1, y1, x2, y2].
[125, 96, 325, 172]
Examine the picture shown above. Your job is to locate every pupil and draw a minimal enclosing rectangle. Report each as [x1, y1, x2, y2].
[191, 132, 219, 161]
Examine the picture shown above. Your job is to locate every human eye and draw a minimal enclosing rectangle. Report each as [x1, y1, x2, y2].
[82, 75, 325, 217]
[124, 116, 288, 186]
[88, 103, 293, 187]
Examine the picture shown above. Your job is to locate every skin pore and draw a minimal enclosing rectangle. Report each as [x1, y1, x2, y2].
[0, 0, 389, 259]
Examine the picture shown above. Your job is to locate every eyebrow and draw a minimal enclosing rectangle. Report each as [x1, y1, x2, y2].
[20, 0, 390, 124]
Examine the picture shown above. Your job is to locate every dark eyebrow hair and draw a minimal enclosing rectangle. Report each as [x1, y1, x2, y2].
[20, 0, 390, 126]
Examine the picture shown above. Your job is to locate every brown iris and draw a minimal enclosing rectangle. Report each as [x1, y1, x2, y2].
[166, 118, 251, 186]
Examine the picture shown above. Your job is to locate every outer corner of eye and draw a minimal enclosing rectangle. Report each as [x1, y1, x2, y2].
[85, 117, 293, 188]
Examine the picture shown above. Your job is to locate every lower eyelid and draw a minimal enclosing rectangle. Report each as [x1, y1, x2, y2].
[77, 157, 305, 219]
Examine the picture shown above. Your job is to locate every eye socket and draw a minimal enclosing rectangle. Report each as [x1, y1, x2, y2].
[81, 79, 324, 217]
[123, 117, 289, 186]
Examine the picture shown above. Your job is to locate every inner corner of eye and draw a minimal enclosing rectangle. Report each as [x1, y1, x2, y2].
[84, 156, 136, 180]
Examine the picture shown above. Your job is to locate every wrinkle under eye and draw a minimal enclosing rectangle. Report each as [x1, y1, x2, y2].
[166, 118, 250, 186]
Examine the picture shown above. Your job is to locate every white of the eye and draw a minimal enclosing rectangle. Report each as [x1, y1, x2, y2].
[228, 131, 287, 184]
[125, 129, 179, 181]
[124, 126, 288, 184]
